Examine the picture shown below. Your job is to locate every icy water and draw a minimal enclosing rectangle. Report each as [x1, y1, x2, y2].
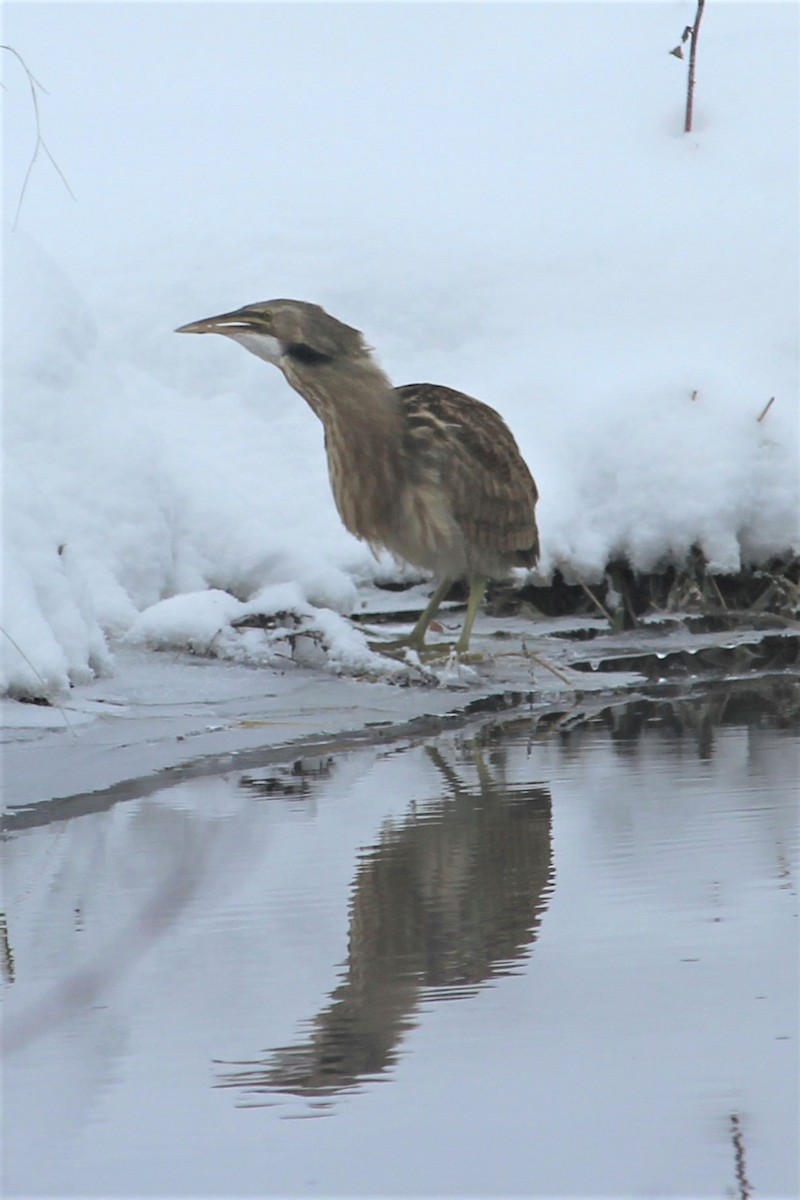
[3, 678, 798, 1198]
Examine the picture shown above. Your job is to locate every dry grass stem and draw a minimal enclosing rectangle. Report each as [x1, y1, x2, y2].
[0, 625, 78, 736]
[2, 44, 76, 229]
[708, 574, 727, 609]
[521, 647, 576, 686]
[574, 575, 614, 625]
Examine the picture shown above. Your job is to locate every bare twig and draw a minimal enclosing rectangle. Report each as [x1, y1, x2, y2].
[669, 25, 692, 60]
[522, 648, 576, 686]
[756, 396, 775, 423]
[574, 574, 614, 625]
[684, 1, 706, 133]
[0, 625, 79, 737]
[707, 573, 727, 609]
[1, 44, 76, 228]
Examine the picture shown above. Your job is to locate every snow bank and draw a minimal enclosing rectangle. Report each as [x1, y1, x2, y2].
[2, 3, 797, 698]
[2, 233, 379, 696]
[124, 582, 406, 678]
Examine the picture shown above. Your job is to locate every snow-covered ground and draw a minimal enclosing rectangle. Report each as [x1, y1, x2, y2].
[2, 2, 798, 700]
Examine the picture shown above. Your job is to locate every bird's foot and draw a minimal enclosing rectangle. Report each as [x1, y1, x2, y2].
[452, 649, 485, 664]
[371, 638, 417, 657]
[367, 637, 413, 659]
[369, 638, 484, 664]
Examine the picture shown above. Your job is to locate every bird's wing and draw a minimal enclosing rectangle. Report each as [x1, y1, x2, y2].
[397, 383, 539, 564]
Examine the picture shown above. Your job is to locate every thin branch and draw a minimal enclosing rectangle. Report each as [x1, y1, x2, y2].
[575, 574, 614, 625]
[707, 573, 727, 610]
[0, 626, 79, 737]
[684, 0, 707, 134]
[522, 647, 576, 686]
[756, 396, 775, 423]
[1, 44, 76, 229]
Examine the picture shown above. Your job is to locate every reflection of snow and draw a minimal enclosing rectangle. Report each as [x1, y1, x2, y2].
[3, 689, 797, 1193]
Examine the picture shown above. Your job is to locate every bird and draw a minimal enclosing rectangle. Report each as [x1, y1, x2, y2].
[176, 299, 539, 653]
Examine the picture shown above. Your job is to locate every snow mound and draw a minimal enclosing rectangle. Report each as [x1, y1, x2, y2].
[1, 233, 377, 697]
[124, 583, 407, 680]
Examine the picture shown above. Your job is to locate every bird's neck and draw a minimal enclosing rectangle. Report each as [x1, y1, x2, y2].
[281, 355, 406, 545]
[281, 354, 397, 428]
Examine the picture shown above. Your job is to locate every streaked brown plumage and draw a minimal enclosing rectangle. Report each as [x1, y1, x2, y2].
[176, 299, 538, 652]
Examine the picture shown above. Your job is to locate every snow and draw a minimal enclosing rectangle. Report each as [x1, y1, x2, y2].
[2, 2, 798, 699]
[124, 581, 407, 677]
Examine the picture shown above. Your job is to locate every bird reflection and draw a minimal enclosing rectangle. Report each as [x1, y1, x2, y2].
[215, 745, 552, 1101]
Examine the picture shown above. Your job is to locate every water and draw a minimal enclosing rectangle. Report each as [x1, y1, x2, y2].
[3, 678, 798, 1197]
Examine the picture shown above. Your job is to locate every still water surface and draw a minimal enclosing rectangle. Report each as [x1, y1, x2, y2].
[3, 679, 798, 1197]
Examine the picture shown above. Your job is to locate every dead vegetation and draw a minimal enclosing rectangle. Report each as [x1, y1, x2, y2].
[485, 549, 800, 634]
[669, 0, 707, 134]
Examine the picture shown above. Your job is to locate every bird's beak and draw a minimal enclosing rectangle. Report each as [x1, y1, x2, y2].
[175, 308, 259, 336]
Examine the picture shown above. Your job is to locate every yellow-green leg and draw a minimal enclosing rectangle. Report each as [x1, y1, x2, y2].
[372, 576, 487, 657]
[455, 576, 487, 653]
[406, 577, 455, 650]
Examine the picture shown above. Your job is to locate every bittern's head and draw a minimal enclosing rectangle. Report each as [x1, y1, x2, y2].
[175, 298, 367, 367]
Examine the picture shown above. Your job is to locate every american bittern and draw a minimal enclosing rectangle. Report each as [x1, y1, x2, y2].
[176, 300, 538, 653]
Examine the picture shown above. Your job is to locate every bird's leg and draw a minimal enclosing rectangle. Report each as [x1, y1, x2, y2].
[455, 576, 487, 654]
[369, 578, 454, 656]
[405, 577, 454, 650]
[371, 577, 487, 659]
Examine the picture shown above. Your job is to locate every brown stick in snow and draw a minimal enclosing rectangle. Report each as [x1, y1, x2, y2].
[684, 0, 707, 134]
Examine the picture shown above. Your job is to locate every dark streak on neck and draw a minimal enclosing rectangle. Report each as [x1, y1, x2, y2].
[286, 342, 333, 365]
